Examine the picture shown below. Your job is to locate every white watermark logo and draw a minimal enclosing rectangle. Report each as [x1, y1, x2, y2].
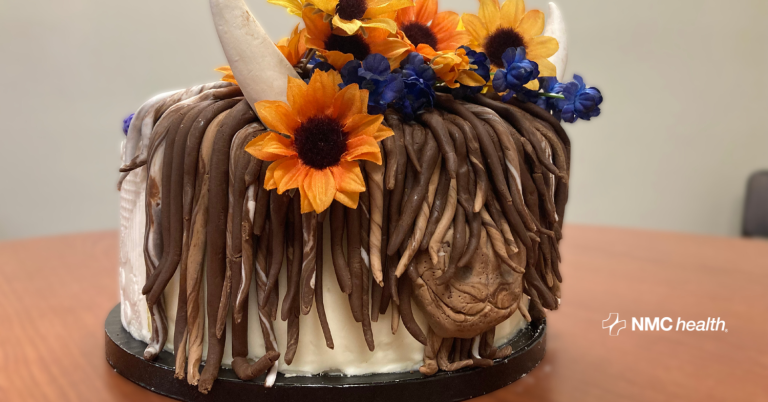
[602, 314, 728, 336]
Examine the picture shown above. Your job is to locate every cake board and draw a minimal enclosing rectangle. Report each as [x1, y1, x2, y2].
[105, 304, 546, 402]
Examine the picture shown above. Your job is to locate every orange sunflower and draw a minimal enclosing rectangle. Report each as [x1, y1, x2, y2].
[461, 0, 559, 76]
[245, 70, 393, 213]
[303, 0, 413, 35]
[303, 6, 411, 69]
[394, 0, 470, 58]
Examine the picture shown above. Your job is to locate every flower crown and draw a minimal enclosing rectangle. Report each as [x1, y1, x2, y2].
[210, 0, 603, 213]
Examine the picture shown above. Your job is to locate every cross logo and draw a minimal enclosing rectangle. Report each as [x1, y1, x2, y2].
[602, 313, 626, 336]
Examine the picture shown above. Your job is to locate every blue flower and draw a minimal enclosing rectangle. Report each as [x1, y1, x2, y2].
[492, 47, 539, 102]
[452, 46, 491, 99]
[122, 113, 134, 136]
[554, 75, 603, 123]
[393, 52, 436, 121]
[340, 54, 404, 115]
[305, 55, 335, 82]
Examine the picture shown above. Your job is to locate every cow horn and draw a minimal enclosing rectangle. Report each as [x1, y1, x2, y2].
[542, 2, 568, 82]
[210, 0, 300, 107]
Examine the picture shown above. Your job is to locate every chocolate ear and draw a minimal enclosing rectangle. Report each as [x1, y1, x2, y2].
[542, 2, 568, 82]
[210, 0, 300, 107]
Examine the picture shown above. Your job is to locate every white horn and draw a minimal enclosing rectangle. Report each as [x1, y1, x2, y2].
[542, 2, 568, 82]
[210, 0, 300, 107]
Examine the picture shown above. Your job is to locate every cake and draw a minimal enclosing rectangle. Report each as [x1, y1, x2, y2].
[116, 0, 602, 396]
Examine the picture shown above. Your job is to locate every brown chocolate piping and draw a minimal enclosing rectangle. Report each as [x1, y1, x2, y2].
[252, 162, 271, 236]
[420, 111, 458, 179]
[377, 187, 392, 315]
[385, 112, 407, 266]
[255, 221, 278, 355]
[403, 120, 421, 172]
[382, 111, 401, 190]
[346, 205, 364, 322]
[234, 158, 264, 323]
[359, 174, 371, 255]
[398, 267, 428, 345]
[261, 191, 290, 306]
[314, 222, 334, 349]
[480, 207, 523, 273]
[171, 101, 214, 378]
[365, 147, 386, 286]
[443, 119, 473, 216]
[444, 115, 487, 212]
[184, 107, 233, 385]
[300, 211, 318, 315]
[419, 327, 440, 375]
[387, 127, 439, 256]
[420, 164, 450, 251]
[487, 194, 519, 257]
[436, 95, 533, 258]
[281, 196, 303, 321]
[232, 351, 281, 381]
[507, 97, 571, 154]
[390, 299, 400, 334]
[428, 178, 457, 266]
[329, 201, 352, 294]
[361, 255, 375, 351]
[438, 205, 466, 286]
[437, 338, 473, 372]
[199, 99, 256, 394]
[395, 155, 441, 277]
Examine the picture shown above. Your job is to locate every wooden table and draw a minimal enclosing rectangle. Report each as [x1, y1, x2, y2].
[1, 226, 766, 402]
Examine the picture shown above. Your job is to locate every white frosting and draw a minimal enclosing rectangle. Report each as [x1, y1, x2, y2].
[119, 140, 529, 375]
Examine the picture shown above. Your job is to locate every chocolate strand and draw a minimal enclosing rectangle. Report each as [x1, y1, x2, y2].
[315, 221, 334, 348]
[480, 207, 523, 272]
[300, 211, 318, 315]
[361, 255, 375, 351]
[347, 205, 364, 322]
[184, 107, 234, 384]
[329, 201, 352, 294]
[420, 165, 450, 251]
[378, 186, 392, 315]
[437, 204, 466, 286]
[199, 100, 256, 394]
[261, 191, 290, 306]
[419, 327, 440, 375]
[281, 196, 303, 321]
[443, 119, 473, 216]
[398, 268, 428, 345]
[428, 178, 457, 266]
[445, 115, 488, 212]
[403, 121, 422, 172]
[365, 146, 386, 286]
[382, 111, 402, 190]
[232, 351, 281, 381]
[386, 113, 408, 258]
[421, 111, 458, 179]
[252, 162, 271, 236]
[387, 128, 439, 256]
[234, 159, 263, 323]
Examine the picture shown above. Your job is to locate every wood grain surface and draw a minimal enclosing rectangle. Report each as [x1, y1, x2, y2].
[0, 226, 766, 402]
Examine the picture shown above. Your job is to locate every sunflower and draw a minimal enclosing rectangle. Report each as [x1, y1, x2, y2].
[427, 47, 486, 89]
[276, 24, 308, 67]
[303, 6, 411, 69]
[245, 70, 393, 213]
[301, 0, 414, 35]
[394, 0, 470, 58]
[461, 0, 559, 76]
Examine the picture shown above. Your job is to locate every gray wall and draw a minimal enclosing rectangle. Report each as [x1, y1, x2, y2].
[0, 0, 766, 240]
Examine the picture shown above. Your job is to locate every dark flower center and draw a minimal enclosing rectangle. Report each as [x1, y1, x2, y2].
[336, 0, 368, 21]
[484, 27, 526, 68]
[325, 34, 371, 61]
[293, 116, 348, 169]
[401, 22, 438, 50]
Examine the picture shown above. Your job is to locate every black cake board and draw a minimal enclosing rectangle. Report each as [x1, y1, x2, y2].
[105, 304, 546, 402]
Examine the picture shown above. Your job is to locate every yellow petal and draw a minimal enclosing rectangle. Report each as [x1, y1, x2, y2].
[332, 15, 364, 35]
[286, 76, 309, 119]
[330, 160, 367, 193]
[325, 51, 356, 71]
[460, 14, 489, 46]
[479, 0, 501, 33]
[253, 101, 301, 137]
[366, 0, 414, 18]
[305, 70, 340, 118]
[516, 10, 544, 38]
[373, 124, 394, 142]
[361, 18, 398, 33]
[265, 158, 291, 190]
[300, 184, 315, 213]
[345, 114, 384, 140]
[524, 79, 540, 91]
[214, 66, 233, 74]
[334, 189, 360, 209]
[525, 35, 559, 59]
[344, 136, 382, 164]
[268, 0, 305, 16]
[310, 0, 338, 15]
[500, 0, 525, 28]
[245, 132, 297, 161]
[274, 157, 309, 194]
[457, 70, 487, 87]
[303, 168, 337, 213]
[534, 57, 557, 77]
[333, 84, 365, 123]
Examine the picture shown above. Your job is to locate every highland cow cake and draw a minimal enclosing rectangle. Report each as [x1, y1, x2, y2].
[114, 0, 602, 397]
